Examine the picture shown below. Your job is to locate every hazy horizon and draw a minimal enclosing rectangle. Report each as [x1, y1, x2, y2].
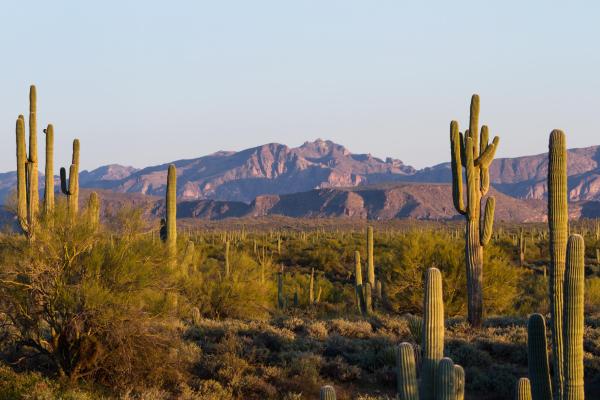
[2, 1, 600, 172]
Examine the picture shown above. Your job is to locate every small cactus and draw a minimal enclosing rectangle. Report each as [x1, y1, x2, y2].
[420, 268, 444, 400]
[435, 357, 456, 400]
[396, 342, 419, 400]
[527, 313, 552, 400]
[319, 385, 336, 400]
[516, 378, 533, 400]
[60, 139, 80, 217]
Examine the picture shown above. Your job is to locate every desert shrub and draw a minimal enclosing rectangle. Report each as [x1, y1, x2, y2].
[0, 204, 189, 392]
[587, 277, 600, 313]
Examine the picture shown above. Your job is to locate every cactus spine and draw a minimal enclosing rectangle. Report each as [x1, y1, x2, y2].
[166, 164, 177, 258]
[435, 357, 456, 400]
[517, 378, 533, 400]
[527, 313, 553, 400]
[420, 267, 444, 400]
[450, 94, 499, 327]
[367, 226, 375, 287]
[563, 234, 584, 400]
[548, 130, 568, 398]
[397, 342, 419, 400]
[60, 139, 80, 216]
[319, 385, 336, 400]
[43, 124, 54, 215]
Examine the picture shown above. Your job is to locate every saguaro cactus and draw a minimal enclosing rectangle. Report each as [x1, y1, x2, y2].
[43, 124, 54, 215]
[367, 226, 375, 287]
[319, 385, 336, 400]
[455, 365, 465, 400]
[87, 192, 100, 230]
[277, 270, 284, 309]
[436, 357, 456, 400]
[166, 164, 177, 258]
[225, 240, 230, 278]
[60, 139, 80, 216]
[563, 234, 585, 400]
[396, 342, 419, 400]
[527, 313, 553, 400]
[450, 94, 499, 327]
[516, 378, 533, 400]
[15, 85, 47, 237]
[548, 130, 568, 398]
[420, 267, 444, 400]
[354, 250, 364, 313]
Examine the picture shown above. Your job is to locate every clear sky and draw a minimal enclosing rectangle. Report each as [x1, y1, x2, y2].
[1, 1, 599, 172]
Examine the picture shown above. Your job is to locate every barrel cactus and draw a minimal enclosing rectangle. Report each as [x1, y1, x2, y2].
[319, 385, 336, 400]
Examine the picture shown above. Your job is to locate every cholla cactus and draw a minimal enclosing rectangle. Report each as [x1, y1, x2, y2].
[449, 94, 499, 327]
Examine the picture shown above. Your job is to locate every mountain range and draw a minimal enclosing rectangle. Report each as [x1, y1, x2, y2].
[1, 139, 600, 221]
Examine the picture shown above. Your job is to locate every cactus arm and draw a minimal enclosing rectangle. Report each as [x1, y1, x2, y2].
[480, 125, 489, 156]
[454, 365, 465, 400]
[450, 121, 466, 214]
[60, 167, 69, 195]
[397, 342, 419, 400]
[475, 136, 500, 168]
[459, 131, 467, 166]
[469, 94, 480, 156]
[25, 163, 36, 234]
[16, 116, 28, 230]
[480, 196, 495, 246]
[563, 234, 585, 400]
[68, 163, 79, 215]
[527, 313, 553, 400]
[464, 137, 476, 221]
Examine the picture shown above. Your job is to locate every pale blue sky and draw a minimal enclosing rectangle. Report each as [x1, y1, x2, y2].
[1, 1, 599, 172]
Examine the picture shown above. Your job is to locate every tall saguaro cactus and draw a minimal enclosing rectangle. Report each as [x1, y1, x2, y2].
[563, 234, 585, 400]
[420, 267, 444, 400]
[166, 164, 177, 259]
[60, 139, 80, 216]
[367, 226, 375, 287]
[43, 124, 54, 215]
[548, 130, 568, 399]
[15, 86, 44, 237]
[354, 250, 364, 313]
[449, 94, 499, 327]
